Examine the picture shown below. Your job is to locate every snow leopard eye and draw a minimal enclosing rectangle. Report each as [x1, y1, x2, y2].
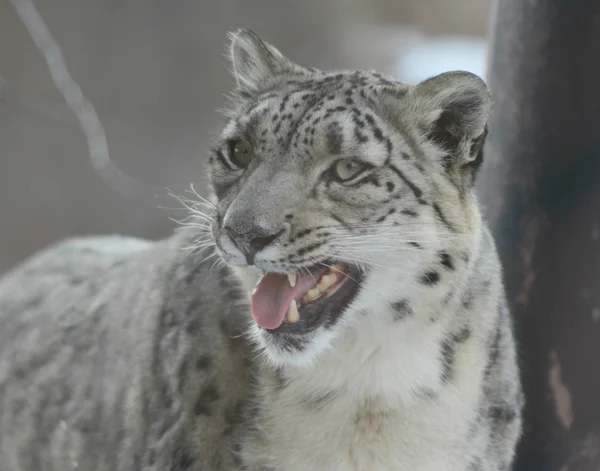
[332, 159, 369, 182]
[228, 139, 254, 168]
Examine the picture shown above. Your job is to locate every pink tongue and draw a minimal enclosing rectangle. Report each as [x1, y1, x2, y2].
[251, 272, 323, 329]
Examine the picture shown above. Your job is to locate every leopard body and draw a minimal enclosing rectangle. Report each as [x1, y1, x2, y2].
[0, 30, 522, 470]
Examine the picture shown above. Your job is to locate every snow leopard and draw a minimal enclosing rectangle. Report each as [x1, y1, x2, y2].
[0, 29, 523, 470]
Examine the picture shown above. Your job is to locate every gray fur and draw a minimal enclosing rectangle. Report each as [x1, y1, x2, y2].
[0, 30, 522, 470]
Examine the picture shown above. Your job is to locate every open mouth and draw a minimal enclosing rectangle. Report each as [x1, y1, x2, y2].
[250, 262, 362, 335]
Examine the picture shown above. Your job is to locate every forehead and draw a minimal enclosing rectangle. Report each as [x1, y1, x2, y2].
[222, 71, 409, 162]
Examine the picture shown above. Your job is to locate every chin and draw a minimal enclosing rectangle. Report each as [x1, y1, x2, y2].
[237, 262, 365, 368]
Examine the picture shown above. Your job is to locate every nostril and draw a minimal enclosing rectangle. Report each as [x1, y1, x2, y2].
[248, 231, 282, 253]
[223, 224, 284, 258]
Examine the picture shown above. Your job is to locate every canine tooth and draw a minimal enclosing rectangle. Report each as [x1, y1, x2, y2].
[287, 273, 297, 288]
[286, 300, 300, 324]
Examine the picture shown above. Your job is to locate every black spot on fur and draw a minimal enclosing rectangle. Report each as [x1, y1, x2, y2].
[439, 251, 455, 271]
[194, 384, 220, 416]
[296, 228, 312, 239]
[326, 123, 343, 155]
[386, 182, 395, 192]
[433, 203, 456, 232]
[440, 327, 471, 383]
[195, 354, 212, 370]
[354, 127, 369, 143]
[468, 457, 483, 471]
[177, 356, 191, 393]
[330, 212, 353, 231]
[461, 290, 475, 310]
[453, 327, 472, 344]
[385, 138, 393, 155]
[295, 241, 326, 257]
[273, 368, 287, 389]
[279, 95, 290, 113]
[388, 164, 427, 204]
[160, 307, 177, 329]
[147, 449, 156, 466]
[488, 406, 517, 423]
[420, 270, 440, 285]
[485, 319, 502, 378]
[401, 209, 418, 217]
[391, 299, 413, 321]
[440, 341, 455, 382]
[351, 114, 365, 128]
[223, 400, 246, 437]
[171, 446, 195, 470]
[305, 391, 337, 408]
[409, 241, 422, 249]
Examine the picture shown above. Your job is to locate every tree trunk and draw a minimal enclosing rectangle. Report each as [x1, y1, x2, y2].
[478, 1, 600, 469]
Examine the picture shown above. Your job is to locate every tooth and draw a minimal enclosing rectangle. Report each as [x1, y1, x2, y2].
[286, 299, 300, 324]
[303, 288, 321, 303]
[317, 274, 337, 291]
[287, 273, 297, 288]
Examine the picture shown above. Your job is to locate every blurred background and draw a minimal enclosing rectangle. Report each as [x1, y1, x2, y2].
[0, 0, 492, 273]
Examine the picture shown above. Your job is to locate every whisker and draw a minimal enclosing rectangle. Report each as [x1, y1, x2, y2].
[188, 183, 217, 208]
[332, 254, 393, 271]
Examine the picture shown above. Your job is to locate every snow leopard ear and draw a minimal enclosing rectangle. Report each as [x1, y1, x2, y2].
[228, 29, 308, 93]
[410, 71, 491, 176]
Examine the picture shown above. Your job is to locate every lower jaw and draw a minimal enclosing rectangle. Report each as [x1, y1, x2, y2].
[264, 264, 363, 336]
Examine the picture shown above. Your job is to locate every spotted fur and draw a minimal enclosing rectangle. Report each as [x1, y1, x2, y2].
[0, 30, 522, 470]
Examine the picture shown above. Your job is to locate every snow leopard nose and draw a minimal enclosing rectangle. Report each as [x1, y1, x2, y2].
[224, 224, 283, 265]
